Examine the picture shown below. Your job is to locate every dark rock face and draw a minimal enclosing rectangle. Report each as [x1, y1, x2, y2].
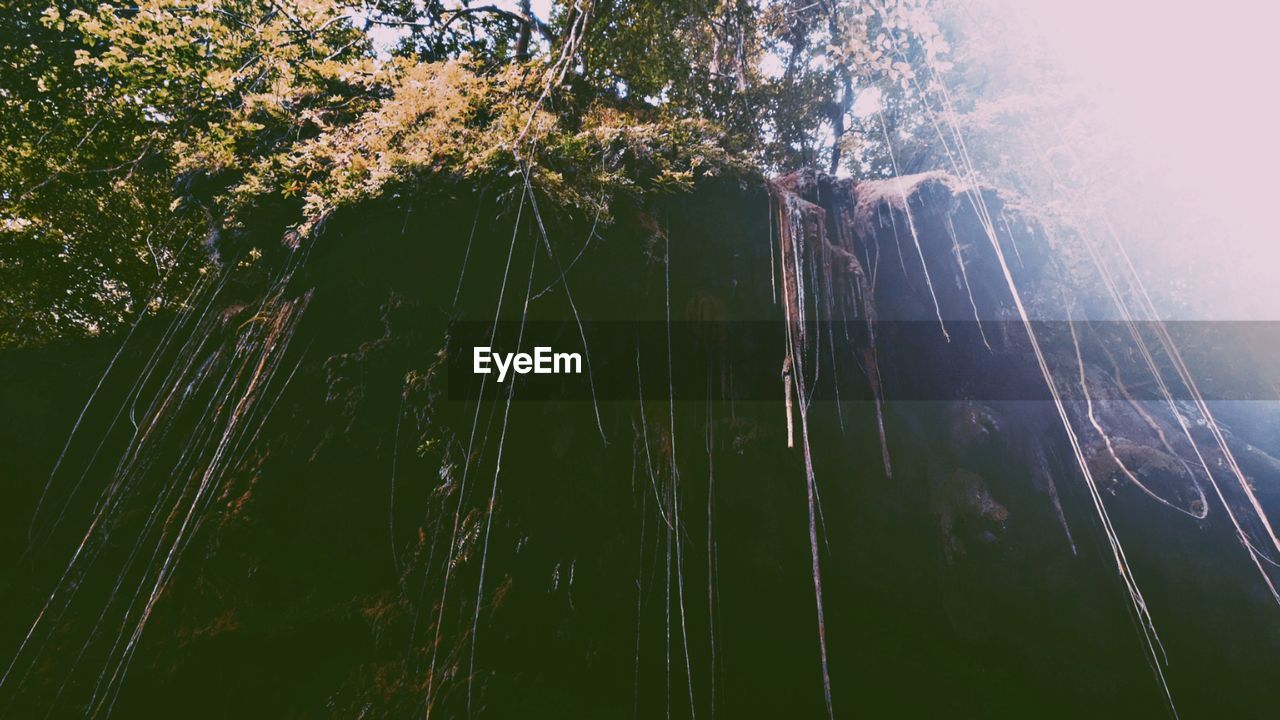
[2, 173, 1278, 719]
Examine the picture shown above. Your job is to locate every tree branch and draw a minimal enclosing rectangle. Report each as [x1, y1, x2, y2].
[432, 5, 555, 44]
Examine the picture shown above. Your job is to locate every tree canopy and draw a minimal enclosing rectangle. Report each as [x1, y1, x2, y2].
[1, 0, 955, 347]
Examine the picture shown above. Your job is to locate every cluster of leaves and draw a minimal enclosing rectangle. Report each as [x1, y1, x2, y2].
[1, 0, 192, 344]
[1, 0, 952, 347]
[225, 58, 752, 235]
[0, 0, 380, 346]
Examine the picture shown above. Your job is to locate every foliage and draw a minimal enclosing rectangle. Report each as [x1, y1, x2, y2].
[0, 0, 197, 343]
[1, 0, 953, 346]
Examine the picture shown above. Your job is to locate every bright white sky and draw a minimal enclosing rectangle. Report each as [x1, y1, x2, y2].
[1002, 0, 1280, 318]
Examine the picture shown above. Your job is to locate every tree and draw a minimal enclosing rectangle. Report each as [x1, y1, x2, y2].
[0, 0, 952, 347]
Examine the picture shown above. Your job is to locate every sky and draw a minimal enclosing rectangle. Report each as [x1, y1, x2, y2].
[999, 0, 1280, 319]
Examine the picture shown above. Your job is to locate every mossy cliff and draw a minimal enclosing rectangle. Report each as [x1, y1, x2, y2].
[2, 169, 1278, 719]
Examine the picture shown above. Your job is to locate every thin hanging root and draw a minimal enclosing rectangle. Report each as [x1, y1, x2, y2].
[16, 230, 304, 712]
[665, 504, 673, 720]
[1067, 318, 1206, 519]
[465, 220, 541, 718]
[92, 291, 310, 716]
[791, 344, 834, 720]
[77, 326, 304, 714]
[902, 53, 1179, 714]
[636, 391, 674, 528]
[1094, 337, 1200, 487]
[1043, 460, 1077, 555]
[663, 223, 698, 719]
[996, 210, 1024, 267]
[862, 347, 892, 478]
[878, 200, 910, 278]
[1070, 182, 1280, 598]
[451, 189, 488, 307]
[4, 256, 309, 717]
[705, 390, 719, 719]
[425, 172, 533, 719]
[390, 392, 407, 576]
[1110, 226, 1280, 564]
[945, 213, 990, 351]
[773, 189, 797, 449]
[979, 204, 1178, 716]
[123, 315, 298, 710]
[28, 266, 226, 555]
[525, 177, 607, 445]
[632, 488, 649, 719]
[1023, 110, 1278, 588]
[783, 355, 795, 448]
[771, 181, 834, 720]
[30, 230, 200, 546]
[768, 196, 779, 304]
[877, 111, 949, 342]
